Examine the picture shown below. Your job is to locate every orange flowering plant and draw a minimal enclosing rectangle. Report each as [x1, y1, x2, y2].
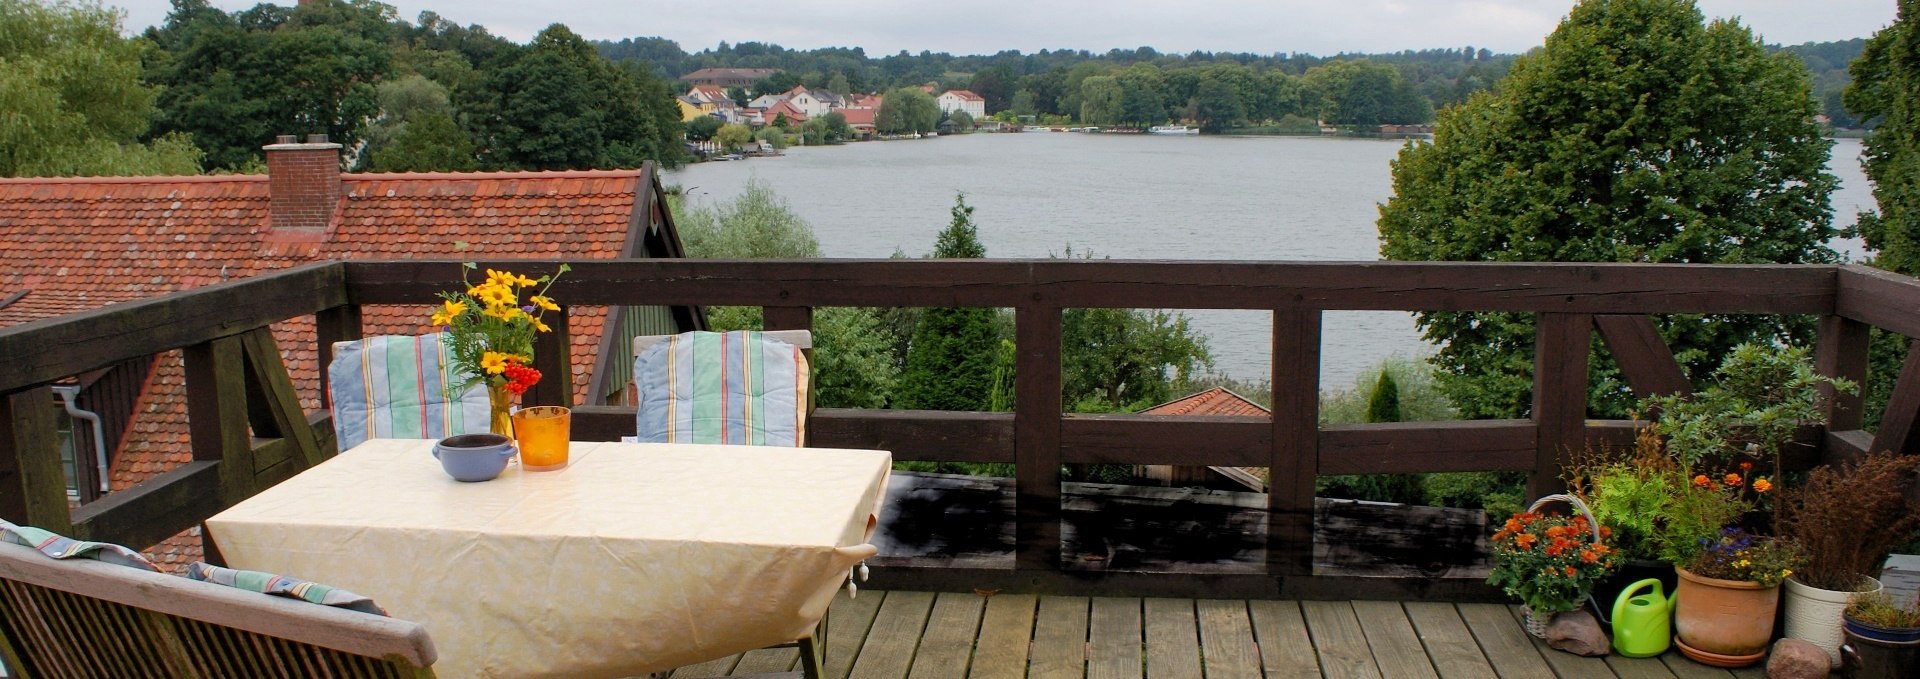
[1487, 511, 1621, 614]
[431, 263, 569, 398]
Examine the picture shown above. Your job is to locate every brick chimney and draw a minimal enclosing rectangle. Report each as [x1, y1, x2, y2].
[263, 133, 341, 239]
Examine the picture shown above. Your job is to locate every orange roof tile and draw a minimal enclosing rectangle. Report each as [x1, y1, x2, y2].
[1, 166, 670, 560]
[1139, 387, 1269, 417]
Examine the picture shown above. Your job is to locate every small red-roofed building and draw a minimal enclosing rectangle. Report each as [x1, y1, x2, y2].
[937, 89, 987, 119]
[1136, 387, 1268, 491]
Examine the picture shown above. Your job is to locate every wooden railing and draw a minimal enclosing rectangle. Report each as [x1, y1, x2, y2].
[3, 259, 1917, 599]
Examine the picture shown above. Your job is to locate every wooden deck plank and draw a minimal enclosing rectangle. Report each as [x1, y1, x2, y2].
[1300, 600, 1383, 679]
[1351, 600, 1440, 679]
[672, 653, 743, 678]
[1605, 654, 1679, 679]
[1504, 606, 1614, 679]
[907, 592, 987, 679]
[1248, 600, 1321, 679]
[1195, 600, 1261, 679]
[968, 594, 1039, 679]
[1657, 652, 1735, 679]
[733, 648, 800, 676]
[827, 590, 889, 679]
[1401, 602, 1497, 679]
[1030, 596, 1090, 679]
[1087, 598, 1143, 679]
[847, 591, 935, 679]
[1455, 604, 1554, 679]
[1143, 598, 1203, 679]
[1725, 665, 1767, 679]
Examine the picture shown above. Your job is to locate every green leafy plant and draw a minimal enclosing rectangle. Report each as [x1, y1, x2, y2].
[1847, 591, 1920, 629]
[1642, 343, 1854, 469]
[1687, 527, 1802, 588]
[1487, 510, 1621, 614]
[1777, 453, 1920, 590]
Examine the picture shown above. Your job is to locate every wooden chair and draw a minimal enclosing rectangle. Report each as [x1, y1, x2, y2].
[0, 540, 436, 678]
[328, 332, 491, 452]
[632, 330, 814, 447]
[633, 330, 827, 679]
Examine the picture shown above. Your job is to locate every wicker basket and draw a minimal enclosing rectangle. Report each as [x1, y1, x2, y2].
[1518, 493, 1601, 639]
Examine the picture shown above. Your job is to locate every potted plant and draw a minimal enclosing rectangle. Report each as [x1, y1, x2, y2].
[1842, 591, 1920, 678]
[1569, 427, 1684, 622]
[1777, 453, 1920, 666]
[1671, 527, 1802, 667]
[1486, 497, 1620, 639]
[431, 263, 569, 437]
[1642, 342, 1854, 473]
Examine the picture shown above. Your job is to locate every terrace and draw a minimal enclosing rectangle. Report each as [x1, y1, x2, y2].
[1, 257, 1911, 677]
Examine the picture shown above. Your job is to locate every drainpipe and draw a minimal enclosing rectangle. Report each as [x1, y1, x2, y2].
[50, 386, 108, 493]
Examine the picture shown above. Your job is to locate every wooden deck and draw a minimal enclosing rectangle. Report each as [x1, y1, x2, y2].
[669, 591, 1768, 679]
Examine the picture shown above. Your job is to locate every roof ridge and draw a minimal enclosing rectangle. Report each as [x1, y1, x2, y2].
[0, 174, 265, 185]
[346, 169, 647, 181]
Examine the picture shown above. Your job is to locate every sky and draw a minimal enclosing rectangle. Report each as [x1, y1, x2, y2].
[108, 1, 1897, 58]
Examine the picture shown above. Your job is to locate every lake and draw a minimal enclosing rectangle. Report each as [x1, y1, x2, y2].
[669, 133, 1874, 393]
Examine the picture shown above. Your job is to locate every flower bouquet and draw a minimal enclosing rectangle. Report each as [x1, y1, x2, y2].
[1488, 504, 1620, 637]
[431, 263, 568, 436]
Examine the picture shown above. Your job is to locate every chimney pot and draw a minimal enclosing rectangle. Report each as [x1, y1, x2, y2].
[305, 133, 329, 143]
[275, 134, 299, 144]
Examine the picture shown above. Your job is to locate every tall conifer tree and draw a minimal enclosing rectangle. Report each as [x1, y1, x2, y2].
[896, 194, 999, 410]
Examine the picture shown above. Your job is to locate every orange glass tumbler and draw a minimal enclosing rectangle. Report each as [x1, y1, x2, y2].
[511, 406, 571, 471]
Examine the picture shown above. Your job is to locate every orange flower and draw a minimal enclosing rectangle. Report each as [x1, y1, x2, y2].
[1546, 525, 1568, 538]
[1504, 518, 1524, 533]
[1693, 474, 1710, 488]
[1740, 462, 1753, 472]
[1753, 478, 1773, 493]
[1565, 566, 1578, 577]
[1599, 526, 1613, 538]
[1724, 473, 1743, 487]
[1515, 533, 1539, 549]
[1581, 549, 1600, 563]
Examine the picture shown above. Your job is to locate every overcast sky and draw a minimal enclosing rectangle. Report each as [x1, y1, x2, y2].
[108, 1, 1896, 57]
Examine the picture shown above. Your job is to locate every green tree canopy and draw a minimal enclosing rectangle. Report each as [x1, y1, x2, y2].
[368, 110, 475, 171]
[876, 86, 937, 134]
[1191, 78, 1244, 133]
[1844, 0, 1920, 424]
[1303, 59, 1430, 126]
[460, 24, 683, 170]
[896, 194, 1000, 410]
[0, 0, 203, 176]
[714, 122, 751, 152]
[1377, 0, 1838, 419]
[1079, 75, 1122, 125]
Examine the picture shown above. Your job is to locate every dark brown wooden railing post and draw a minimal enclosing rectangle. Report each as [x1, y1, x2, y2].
[763, 307, 812, 332]
[1870, 338, 1920, 457]
[1815, 315, 1871, 432]
[1530, 313, 1591, 499]
[0, 386, 73, 534]
[1269, 309, 1321, 577]
[313, 304, 363, 410]
[183, 337, 258, 504]
[528, 306, 573, 407]
[1014, 303, 1063, 572]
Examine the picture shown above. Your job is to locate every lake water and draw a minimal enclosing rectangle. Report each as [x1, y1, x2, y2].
[669, 134, 1874, 393]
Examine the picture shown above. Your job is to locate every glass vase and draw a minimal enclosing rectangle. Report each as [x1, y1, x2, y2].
[487, 382, 515, 439]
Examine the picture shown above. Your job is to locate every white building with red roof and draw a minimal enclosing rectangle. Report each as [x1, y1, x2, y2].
[937, 89, 987, 118]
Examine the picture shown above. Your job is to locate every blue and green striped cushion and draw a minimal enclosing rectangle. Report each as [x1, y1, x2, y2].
[186, 562, 386, 616]
[634, 331, 809, 447]
[0, 519, 157, 571]
[327, 333, 490, 451]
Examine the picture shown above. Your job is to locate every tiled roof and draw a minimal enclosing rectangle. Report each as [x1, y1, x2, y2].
[942, 89, 985, 102]
[838, 108, 877, 126]
[0, 167, 660, 564]
[1139, 387, 1269, 417]
[764, 100, 808, 123]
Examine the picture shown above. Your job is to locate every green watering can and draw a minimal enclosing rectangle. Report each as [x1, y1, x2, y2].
[1611, 578, 1673, 657]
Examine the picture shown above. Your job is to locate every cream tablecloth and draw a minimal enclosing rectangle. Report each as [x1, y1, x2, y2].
[204, 438, 890, 679]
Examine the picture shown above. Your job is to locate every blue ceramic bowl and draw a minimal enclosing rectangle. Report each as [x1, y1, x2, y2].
[432, 433, 515, 482]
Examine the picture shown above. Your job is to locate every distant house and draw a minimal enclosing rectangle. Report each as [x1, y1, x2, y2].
[782, 86, 832, 119]
[763, 100, 809, 126]
[843, 93, 883, 109]
[680, 67, 778, 89]
[837, 107, 878, 137]
[937, 89, 987, 119]
[0, 135, 700, 569]
[1134, 388, 1267, 492]
[687, 85, 731, 105]
[676, 96, 708, 122]
[747, 93, 788, 110]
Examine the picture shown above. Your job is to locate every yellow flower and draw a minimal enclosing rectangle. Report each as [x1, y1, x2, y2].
[480, 351, 511, 375]
[476, 284, 515, 307]
[486, 269, 517, 288]
[483, 304, 523, 322]
[442, 299, 468, 318]
[531, 295, 560, 311]
[514, 274, 539, 288]
[533, 318, 552, 333]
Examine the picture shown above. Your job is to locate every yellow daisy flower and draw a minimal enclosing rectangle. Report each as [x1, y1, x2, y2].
[533, 319, 551, 333]
[531, 295, 560, 311]
[480, 351, 511, 375]
[514, 274, 539, 288]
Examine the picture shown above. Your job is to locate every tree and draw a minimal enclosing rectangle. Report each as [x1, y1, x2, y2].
[368, 110, 476, 171]
[1377, 0, 1839, 419]
[0, 0, 203, 176]
[714, 122, 752, 152]
[1010, 90, 1037, 118]
[1846, 0, 1920, 424]
[895, 194, 1000, 410]
[459, 25, 684, 170]
[1304, 59, 1429, 126]
[1367, 370, 1403, 423]
[772, 112, 792, 130]
[946, 110, 974, 132]
[1061, 307, 1212, 411]
[1079, 75, 1122, 125]
[822, 111, 850, 141]
[1191, 78, 1244, 133]
[876, 86, 937, 134]
[800, 117, 827, 145]
[685, 115, 723, 142]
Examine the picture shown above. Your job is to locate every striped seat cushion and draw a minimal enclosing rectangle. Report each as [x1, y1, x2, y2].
[186, 562, 386, 616]
[634, 331, 810, 447]
[328, 333, 490, 451]
[0, 519, 157, 571]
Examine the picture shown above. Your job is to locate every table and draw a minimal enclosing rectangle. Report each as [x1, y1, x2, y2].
[204, 438, 891, 679]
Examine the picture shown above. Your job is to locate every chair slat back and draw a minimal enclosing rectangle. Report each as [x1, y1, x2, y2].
[0, 542, 435, 678]
[328, 333, 490, 451]
[633, 330, 812, 447]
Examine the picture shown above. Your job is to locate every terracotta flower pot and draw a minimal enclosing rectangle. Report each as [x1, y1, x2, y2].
[1673, 566, 1779, 667]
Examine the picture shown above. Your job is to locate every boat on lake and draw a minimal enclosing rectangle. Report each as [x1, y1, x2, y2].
[1150, 125, 1199, 135]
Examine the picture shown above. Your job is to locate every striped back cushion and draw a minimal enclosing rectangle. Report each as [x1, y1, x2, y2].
[634, 331, 810, 447]
[328, 333, 490, 451]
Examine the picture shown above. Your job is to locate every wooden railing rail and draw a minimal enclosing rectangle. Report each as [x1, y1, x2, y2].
[8, 259, 1920, 598]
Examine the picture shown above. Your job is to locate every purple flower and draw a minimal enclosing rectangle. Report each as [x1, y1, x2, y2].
[522, 305, 536, 314]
